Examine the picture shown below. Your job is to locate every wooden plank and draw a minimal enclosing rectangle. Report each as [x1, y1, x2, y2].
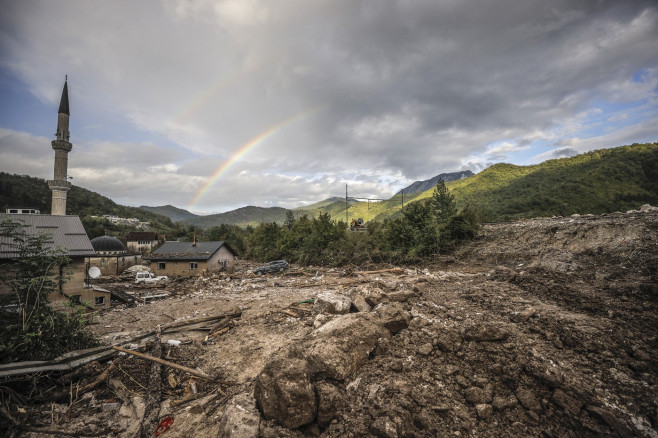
[112, 346, 212, 380]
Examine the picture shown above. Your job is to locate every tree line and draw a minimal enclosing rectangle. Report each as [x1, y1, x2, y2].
[200, 181, 482, 266]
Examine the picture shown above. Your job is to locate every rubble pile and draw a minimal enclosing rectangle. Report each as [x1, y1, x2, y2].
[1, 208, 656, 437]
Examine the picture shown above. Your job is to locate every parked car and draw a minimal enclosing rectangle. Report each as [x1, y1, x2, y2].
[135, 271, 168, 284]
[253, 260, 289, 275]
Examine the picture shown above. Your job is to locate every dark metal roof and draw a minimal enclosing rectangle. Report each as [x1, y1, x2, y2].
[148, 241, 232, 261]
[58, 79, 69, 115]
[91, 235, 126, 252]
[0, 214, 95, 258]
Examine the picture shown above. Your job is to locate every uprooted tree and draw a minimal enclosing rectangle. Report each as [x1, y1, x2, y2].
[0, 218, 98, 364]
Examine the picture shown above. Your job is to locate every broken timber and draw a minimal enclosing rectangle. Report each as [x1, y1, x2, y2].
[112, 346, 212, 381]
[0, 309, 242, 378]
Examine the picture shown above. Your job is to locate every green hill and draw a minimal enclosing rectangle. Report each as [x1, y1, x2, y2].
[446, 142, 658, 220]
[180, 205, 290, 228]
[140, 204, 200, 222]
[0, 172, 177, 238]
[292, 142, 658, 224]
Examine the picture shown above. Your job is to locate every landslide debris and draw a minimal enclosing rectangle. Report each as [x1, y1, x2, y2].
[1, 207, 656, 437]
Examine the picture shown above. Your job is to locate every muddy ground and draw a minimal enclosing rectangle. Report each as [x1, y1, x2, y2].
[3, 206, 657, 437]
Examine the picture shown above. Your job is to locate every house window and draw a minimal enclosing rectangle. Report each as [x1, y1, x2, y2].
[95, 296, 105, 306]
[121, 257, 125, 266]
[100, 258, 105, 267]
[134, 256, 138, 263]
[158, 262, 166, 270]
[190, 262, 198, 270]
[71, 295, 82, 304]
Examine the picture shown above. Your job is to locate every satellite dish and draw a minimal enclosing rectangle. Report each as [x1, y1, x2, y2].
[88, 266, 101, 279]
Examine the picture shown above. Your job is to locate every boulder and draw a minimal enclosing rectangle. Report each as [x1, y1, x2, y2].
[375, 303, 411, 334]
[351, 294, 372, 312]
[218, 392, 261, 438]
[315, 382, 345, 427]
[254, 358, 317, 428]
[314, 292, 352, 315]
[304, 313, 390, 380]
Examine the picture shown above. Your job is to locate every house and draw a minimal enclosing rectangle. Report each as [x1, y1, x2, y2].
[0, 213, 111, 307]
[126, 231, 159, 254]
[88, 235, 141, 276]
[148, 240, 236, 276]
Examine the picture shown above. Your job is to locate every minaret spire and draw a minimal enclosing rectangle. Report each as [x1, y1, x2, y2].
[48, 77, 73, 215]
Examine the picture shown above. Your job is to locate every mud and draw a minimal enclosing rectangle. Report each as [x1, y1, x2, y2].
[4, 207, 657, 437]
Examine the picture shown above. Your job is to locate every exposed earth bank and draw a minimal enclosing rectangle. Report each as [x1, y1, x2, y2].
[13, 206, 658, 437]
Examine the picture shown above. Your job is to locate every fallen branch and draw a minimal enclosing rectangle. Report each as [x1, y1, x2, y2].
[207, 326, 230, 339]
[357, 268, 404, 275]
[207, 316, 233, 334]
[170, 392, 204, 407]
[77, 362, 117, 395]
[280, 310, 299, 318]
[112, 346, 212, 380]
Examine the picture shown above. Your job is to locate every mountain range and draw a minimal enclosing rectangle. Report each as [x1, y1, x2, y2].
[2, 142, 657, 230]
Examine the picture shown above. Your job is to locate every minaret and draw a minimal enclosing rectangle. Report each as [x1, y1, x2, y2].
[48, 77, 72, 215]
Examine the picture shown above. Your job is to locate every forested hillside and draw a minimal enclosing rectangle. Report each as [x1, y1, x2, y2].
[179, 205, 290, 228]
[320, 142, 658, 223]
[0, 173, 181, 239]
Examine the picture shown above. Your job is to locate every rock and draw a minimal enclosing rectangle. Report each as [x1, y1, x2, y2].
[304, 313, 390, 380]
[435, 331, 463, 352]
[376, 303, 411, 334]
[351, 294, 372, 312]
[586, 406, 634, 438]
[463, 324, 509, 342]
[314, 292, 352, 315]
[218, 393, 261, 438]
[510, 307, 536, 322]
[552, 389, 582, 417]
[370, 416, 399, 438]
[313, 314, 332, 329]
[254, 358, 316, 428]
[365, 288, 388, 306]
[464, 387, 491, 405]
[417, 343, 433, 356]
[315, 382, 344, 427]
[516, 388, 541, 413]
[492, 396, 507, 410]
[524, 360, 564, 388]
[387, 290, 417, 303]
[475, 404, 493, 419]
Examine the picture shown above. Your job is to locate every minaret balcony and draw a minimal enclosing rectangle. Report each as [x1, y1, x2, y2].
[51, 139, 72, 152]
[48, 180, 71, 191]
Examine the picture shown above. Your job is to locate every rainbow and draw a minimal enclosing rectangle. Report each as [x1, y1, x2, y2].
[188, 106, 324, 208]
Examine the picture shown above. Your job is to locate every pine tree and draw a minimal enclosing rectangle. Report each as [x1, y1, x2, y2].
[430, 179, 457, 224]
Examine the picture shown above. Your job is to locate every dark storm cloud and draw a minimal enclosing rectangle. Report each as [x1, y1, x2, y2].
[1, 0, 656, 210]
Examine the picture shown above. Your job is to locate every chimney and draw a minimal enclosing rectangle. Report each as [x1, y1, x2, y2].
[193, 228, 197, 247]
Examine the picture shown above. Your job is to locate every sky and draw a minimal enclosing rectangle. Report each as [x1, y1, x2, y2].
[0, 0, 657, 215]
